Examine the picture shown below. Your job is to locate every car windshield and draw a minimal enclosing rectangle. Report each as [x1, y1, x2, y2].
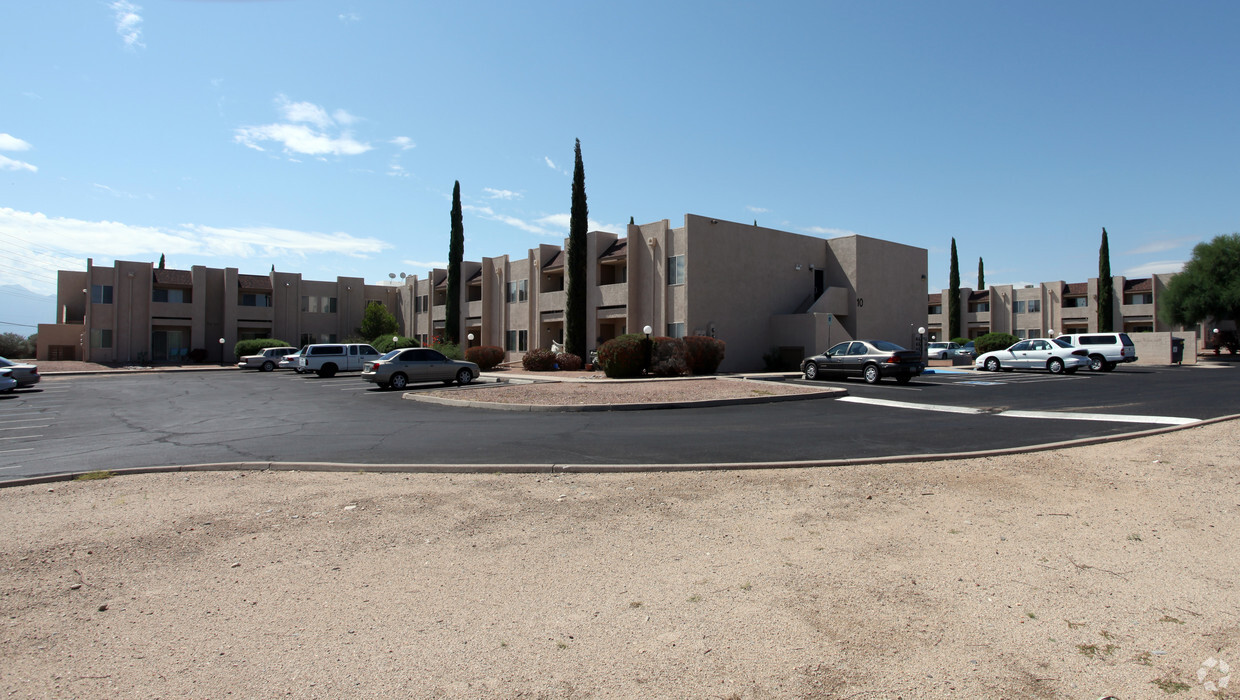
[1052, 338, 1074, 349]
[0, 358, 12, 367]
[378, 350, 401, 360]
[871, 341, 906, 352]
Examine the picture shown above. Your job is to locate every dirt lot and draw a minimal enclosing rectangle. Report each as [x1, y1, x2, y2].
[2, 417, 1237, 698]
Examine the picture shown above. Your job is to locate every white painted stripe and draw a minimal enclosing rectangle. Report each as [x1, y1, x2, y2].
[0, 425, 48, 431]
[0, 417, 56, 424]
[837, 396, 983, 415]
[0, 435, 39, 441]
[0, 448, 34, 454]
[1002, 410, 1199, 426]
[0, 464, 27, 470]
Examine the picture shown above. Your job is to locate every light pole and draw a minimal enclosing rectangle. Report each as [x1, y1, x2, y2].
[218, 337, 226, 366]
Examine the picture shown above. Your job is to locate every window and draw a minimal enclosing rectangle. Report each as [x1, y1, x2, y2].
[505, 330, 529, 352]
[300, 333, 337, 346]
[1125, 292, 1153, 305]
[90, 328, 113, 348]
[969, 302, 989, 313]
[506, 280, 528, 303]
[240, 293, 271, 307]
[1013, 299, 1040, 313]
[91, 284, 113, 304]
[928, 304, 942, 315]
[667, 322, 685, 338]
[1063, 296, 1088, 308]
[153, 288, 191, 303]
[667, 255, 685, 285]
[300, 295, 337, 313]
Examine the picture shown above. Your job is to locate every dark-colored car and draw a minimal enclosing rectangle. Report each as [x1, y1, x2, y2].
[361, 348, 480, 390]
[801, 340, 925, 384]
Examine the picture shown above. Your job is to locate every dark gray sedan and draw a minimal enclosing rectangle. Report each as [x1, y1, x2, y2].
[361, 348, 480, 390]
[801, 340, 924, 384]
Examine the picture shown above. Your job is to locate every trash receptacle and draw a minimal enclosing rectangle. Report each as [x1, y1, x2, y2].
[1171, 337, 1184, 365]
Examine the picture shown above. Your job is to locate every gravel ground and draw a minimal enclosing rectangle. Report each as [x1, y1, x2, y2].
[422, 375, 833, 406]
[2, 418, 1238, 698]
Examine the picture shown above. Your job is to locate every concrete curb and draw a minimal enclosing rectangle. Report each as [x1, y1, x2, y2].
[6, 414, 1236, 489]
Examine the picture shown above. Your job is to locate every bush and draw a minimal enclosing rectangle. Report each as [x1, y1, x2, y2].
[430, 337, 462, 360]
[555, 352, 583, 371]
[522, 348, 556, 371]
[950, 337, 970, 346]
[372, 335, 420, 354]
[233, 338, 294, 360]
[465, 345, 505, 371]
[596, 334, 650, 378]
[974, 332, 1019, 355]
[648, 337, 689, 377]
[682, 335, 726, 374]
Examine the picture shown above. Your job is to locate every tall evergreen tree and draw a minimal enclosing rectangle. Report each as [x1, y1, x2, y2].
[1098, 228, 1113, 332]
[629, 216, 635, 225]
[977, 257, 984, 289]
[565, 139, 588, 358]
[158, 254, 165, 269]
[948, 238, 961, 340]
[446, 181, 464, 344]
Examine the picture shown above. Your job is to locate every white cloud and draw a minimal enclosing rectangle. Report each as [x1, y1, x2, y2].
[803, 225, 860, 237]
[339, 12, 361, 22]
[402, 260, 447, 272]
[92, 183, 151, 199]
[0, 155, 36, 173]
[391, 136, 415, 150]
[483, 188, 520, 200]
[235, 96, 372, 158]
[109, 1, 144, 50]
[1123, 260, 1185, 277]
[0, 134, 32, 151]
[1122, 236, 1200, 256]
[387, 164, 409, 178]
[544, 156, 557, 170]
[746, 206, 769, 214]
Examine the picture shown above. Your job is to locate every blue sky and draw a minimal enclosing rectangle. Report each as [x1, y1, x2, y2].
[3, 1, 1238, 327]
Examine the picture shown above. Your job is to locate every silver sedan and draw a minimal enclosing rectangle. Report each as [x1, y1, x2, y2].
[974, 338, 1089, 374]
[361, 348, 480, 390]
[0, 357, 39, 388]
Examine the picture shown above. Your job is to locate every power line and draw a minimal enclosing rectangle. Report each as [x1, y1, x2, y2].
[0, 321, 39, 328]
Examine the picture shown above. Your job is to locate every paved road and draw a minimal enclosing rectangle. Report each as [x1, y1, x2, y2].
[1, 364, 1236, 481]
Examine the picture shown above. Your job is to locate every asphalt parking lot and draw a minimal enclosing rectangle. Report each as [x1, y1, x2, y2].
[1, 362, 1236, 482]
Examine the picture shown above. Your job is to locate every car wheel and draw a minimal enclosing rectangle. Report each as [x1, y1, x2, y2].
[318, 364, 337, 378]
[804, 362, 819, 380]
[261, 360, 275, 372]
[1088, 354, 1105, 371]
[456, 368, 473, 386]
[1103, 361, 1116, 372]
[984, 357, 1001, 372]
[863, 364, 881, 384]
[389, 373, 408, 390]
[1048, 358, 1065, 374]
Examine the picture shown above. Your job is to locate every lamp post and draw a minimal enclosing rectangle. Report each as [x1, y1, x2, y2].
[218, 337, 226, 366]
[642, 325, 653, 373]
[467, 332, 475, 349]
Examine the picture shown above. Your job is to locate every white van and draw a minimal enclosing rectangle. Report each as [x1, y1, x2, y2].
[296, 343, 381, 377]
[1054, 333, 1137, 371]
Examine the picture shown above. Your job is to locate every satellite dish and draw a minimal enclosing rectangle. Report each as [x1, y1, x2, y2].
[399, 272, 406, 279]
[388, 273, 396, 279]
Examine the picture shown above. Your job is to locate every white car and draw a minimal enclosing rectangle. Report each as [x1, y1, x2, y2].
[974, 338, 1090, 375]
[278, 348, 304, 372]
[0, 357, 39, 388]
[0, 368, 16, 394]
[237, 346, 298, 372]
[926, 342, 961, 359]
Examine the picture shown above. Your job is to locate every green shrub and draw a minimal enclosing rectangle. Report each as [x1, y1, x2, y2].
[233, 338, 294, 360]
[649, 336, 689, 376]
[522, 348, 557, 371]
[465, 345, 505, 371]
[372, 335, 420, 354]
[597, 334, 650, 378]
[950, 337, 970, 346]
[974, 332, 1019, 355]
[555, 352, 583, 371]
[431, 336, 462, 360]
[682, 335, 726, 374]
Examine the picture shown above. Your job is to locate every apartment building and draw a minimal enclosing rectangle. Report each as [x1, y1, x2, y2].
[37, 215, 929, 372]
[37, 260, 404, 363]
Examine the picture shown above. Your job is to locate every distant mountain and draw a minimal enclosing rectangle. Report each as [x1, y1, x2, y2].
[0, 285, 55, 336]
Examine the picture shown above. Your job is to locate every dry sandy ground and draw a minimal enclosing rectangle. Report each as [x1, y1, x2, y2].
[3, 420, 1239, 699]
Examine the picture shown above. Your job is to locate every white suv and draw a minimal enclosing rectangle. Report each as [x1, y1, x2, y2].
[1055, 333, 1137, 371]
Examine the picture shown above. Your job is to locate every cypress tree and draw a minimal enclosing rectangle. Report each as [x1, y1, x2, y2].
[446, 180, 464, 344]
[977, 257, 984, 289]
[158, 254, 165, 269]
[1098, 228, 1113, 332]
[565, 139, 588, 358]
[948, 238, 961, 340]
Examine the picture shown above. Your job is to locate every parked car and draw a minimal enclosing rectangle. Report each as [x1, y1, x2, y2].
[0, 368, 16, 394]
[278, 347, 304, 372]
[958, 340, 976, 360]
[297, 343, 381, 377]
[801, 340, 925, 384]
[1054, 333, 1137, 371]
[974, 338, 1089, 374]
[361, 348, 480, 390]
[237, 346, 298, 372]
[0, 357, 39, 388]
[926, 342, 961, 360]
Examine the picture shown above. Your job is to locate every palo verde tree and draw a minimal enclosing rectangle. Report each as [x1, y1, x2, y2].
[445, 180, 464, 344]
[1098, 228, 1114, 332]
[360, 300, 399, 340]
[565, 139, 588, 358]
[1160, 233, 1240, 327]
[948, 238, 961, 340]
[977, 257, 984, 289]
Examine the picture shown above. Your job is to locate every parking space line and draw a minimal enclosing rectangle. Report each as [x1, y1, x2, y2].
[0, 425, 49, 431]
[838, 396, 1199, 425]
[0, 448, 34, 455]
[0, 417, 59, 423]
[838, 396, 982, 414]
[0, 435, 40, 441]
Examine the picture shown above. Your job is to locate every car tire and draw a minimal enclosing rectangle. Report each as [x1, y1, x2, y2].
[863, 364, 881, 384]
[456, 368, 473, 386]
[1103, 362, 1116, 372]
[984, 357, 1001, 372]
[1088, 354, 1105, 372]
[389, 373, 408, 390]
[261, 361, 275, 372]
[1048, 358, 1065, 374]
[318, 364, 337, 378]
[804, 362, 819, 381]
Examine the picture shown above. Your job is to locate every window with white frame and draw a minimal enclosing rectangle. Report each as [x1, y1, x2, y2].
[667, 255, 685, 285]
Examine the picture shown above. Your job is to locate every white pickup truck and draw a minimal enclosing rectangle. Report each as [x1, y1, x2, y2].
[296, 343, 381, 377]
[237, 346, 298, 372]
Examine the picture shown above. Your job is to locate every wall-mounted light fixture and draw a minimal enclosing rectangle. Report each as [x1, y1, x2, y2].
[647, 237, 657, 246]
[809, 264, 815, 270]
[795, 264, 802, 271]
